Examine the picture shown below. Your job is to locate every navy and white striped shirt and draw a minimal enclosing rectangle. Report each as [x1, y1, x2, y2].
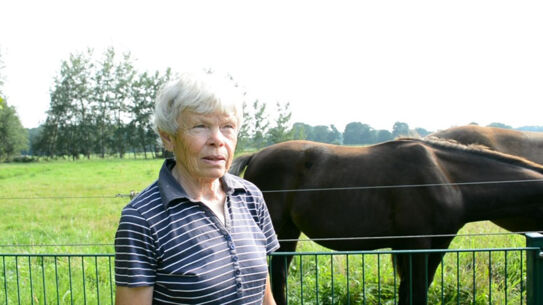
[115, 159, 279, 304]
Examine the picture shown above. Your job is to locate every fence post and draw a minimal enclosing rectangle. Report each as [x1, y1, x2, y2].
[526, 232, 543, 305]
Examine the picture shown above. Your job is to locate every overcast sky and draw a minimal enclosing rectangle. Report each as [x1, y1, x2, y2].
[1, 0, 542, 132]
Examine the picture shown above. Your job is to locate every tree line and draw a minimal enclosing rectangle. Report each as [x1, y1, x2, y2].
[28, 48, 173, 159]
[2, 48, 542, 161]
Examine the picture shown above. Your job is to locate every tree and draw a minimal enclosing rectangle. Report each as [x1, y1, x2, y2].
[91, 47, 116, 157]
[329, 125, 342, 145]
[414, 127, 431, 137]
[291, 122, 313, 140]
[487, 122, 512, 129]
[128, 69, 171, 158]
[109, 51, 136, 158]
[392, 122, 410, 138]
[0, 50, 29, 160]
[47, 50, 94, 159]
[236, 101, 253, 153]
[375, 129, 393, 143]
[0, 99, 28, 161]
[266, 102, 293, 145]
[343, 122, 362, 144]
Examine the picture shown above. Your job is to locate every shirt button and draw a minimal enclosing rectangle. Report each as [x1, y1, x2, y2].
[235, 270, 241, 275]
[224, 235, 231, 241]
[232, 256, 238, 262]
[236, 283, 242, 289]
[229, 242, 235, 250]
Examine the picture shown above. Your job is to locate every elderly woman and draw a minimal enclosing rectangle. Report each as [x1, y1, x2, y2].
[114, 73, 279, 305]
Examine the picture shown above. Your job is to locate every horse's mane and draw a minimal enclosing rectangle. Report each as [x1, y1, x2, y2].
[406, 136, 543, 173]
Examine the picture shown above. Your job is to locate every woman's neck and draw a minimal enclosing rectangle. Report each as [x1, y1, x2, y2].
[172, 165, 223, 202]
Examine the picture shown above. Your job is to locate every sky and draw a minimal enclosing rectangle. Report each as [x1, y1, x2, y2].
[1, 0, 542, 132]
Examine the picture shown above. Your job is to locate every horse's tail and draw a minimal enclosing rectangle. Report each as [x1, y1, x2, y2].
[229, 153, 255, 176]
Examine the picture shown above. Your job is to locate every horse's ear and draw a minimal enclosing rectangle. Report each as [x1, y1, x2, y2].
[159, 130, 175, 152]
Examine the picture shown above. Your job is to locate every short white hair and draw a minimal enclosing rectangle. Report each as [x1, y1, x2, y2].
[153, 72, 244, 136]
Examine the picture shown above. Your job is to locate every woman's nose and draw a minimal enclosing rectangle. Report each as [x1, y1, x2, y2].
[207, 127, 226, 146]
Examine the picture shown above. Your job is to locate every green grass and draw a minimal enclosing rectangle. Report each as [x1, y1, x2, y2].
[0, 159, 163, 254]
[0, 159, 532, 304]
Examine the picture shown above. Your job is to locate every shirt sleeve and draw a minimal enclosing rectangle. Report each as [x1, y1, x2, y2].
[255, 191, 280, 255]
[114, 205, 157, 287]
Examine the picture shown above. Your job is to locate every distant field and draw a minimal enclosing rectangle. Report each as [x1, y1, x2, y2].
[0, 158, 525, 254]
[0, 158, 163, 254]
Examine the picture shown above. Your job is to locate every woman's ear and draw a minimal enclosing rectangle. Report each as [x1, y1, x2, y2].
[159, 130, 175, 152]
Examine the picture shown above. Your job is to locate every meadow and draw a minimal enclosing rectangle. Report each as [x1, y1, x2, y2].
[0, 158, 530, 304]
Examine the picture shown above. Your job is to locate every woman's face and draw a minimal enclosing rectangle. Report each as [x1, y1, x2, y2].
[169, 110, 239, 182]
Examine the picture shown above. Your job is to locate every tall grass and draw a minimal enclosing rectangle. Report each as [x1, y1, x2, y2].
[0, 159, 532, 304]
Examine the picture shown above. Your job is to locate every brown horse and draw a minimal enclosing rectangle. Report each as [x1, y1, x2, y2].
[430, 125, 543, 164]
[431, 125, 543, 233]
[229, 138, 543, 305]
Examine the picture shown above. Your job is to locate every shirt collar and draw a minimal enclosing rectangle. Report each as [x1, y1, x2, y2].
[158, 158, 246, 208]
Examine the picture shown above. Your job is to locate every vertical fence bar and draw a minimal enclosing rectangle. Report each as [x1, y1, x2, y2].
[456, 252, 460, 305]
[331, 254, 334, 304]
[362, 254, 366, 305]
[2, 256, 7, 305]
[409, 254, 413, 305]
[424, 253, 428, 305]
[15, 257, 20, 305]
[526, 232, 543, 305]
[109, 256, 114, 305]
[504, 251, 508, 305]
[82, 257, 87, 305]
[54, 256, 60, 305]
[472, 251, 476, 305]
[520, 250, 524, 305]
[95, 256, 100, 305]
[488, 251, 492, 305]
[69, 256, 74, 305]
[377, 253, 381, 305]
[440, 256, 444, 304]
[41, 256, 46, 304]
[299, 255, 303, 305]
[393, 254, 397, 305]
[314, 255, 318, 305]
[28, 256, 34, 305]
[346, 254, 350, 305]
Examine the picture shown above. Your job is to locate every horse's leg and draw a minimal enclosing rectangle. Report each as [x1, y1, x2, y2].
[396, 252, 430, 305]
[270, 222, 301, 305]
[395, 237, 454, 305]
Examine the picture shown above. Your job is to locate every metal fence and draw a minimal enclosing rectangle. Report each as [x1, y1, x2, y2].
[1, 233, 542, 305]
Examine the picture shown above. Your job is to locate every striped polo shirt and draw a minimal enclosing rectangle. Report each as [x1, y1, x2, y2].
[115, 159, 279, 305]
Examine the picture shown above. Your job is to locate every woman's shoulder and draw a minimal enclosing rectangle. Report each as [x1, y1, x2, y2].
[223, 173, 261, 192]
[122, 180, 162, 212]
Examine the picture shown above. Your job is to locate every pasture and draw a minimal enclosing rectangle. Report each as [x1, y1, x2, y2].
[0, 158, 530, 304]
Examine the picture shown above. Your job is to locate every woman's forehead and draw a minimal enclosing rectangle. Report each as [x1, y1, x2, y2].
[181, 110, 237, 122]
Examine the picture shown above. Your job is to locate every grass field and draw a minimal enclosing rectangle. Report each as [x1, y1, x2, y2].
[0, 158, 531, 304]
[0, 158, 163, 254]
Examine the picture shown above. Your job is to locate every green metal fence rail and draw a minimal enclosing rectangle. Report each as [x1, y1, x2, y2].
[2, 233, 542, 305]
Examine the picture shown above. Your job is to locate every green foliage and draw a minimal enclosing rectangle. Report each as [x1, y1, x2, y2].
[285, 224, 526, 305]
[267, 102, 294, 145]
[33, 47, 171, 159]
[343, 122, 375, 144]
[392, 121, 410, 138]
[290, 123, 342, 145]
[0, 99, 29, 161]
[237, 100, 296, 152]
[488, 122, 513, 129]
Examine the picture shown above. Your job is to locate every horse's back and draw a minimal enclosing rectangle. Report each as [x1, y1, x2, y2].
[431, 125, 543, 164]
